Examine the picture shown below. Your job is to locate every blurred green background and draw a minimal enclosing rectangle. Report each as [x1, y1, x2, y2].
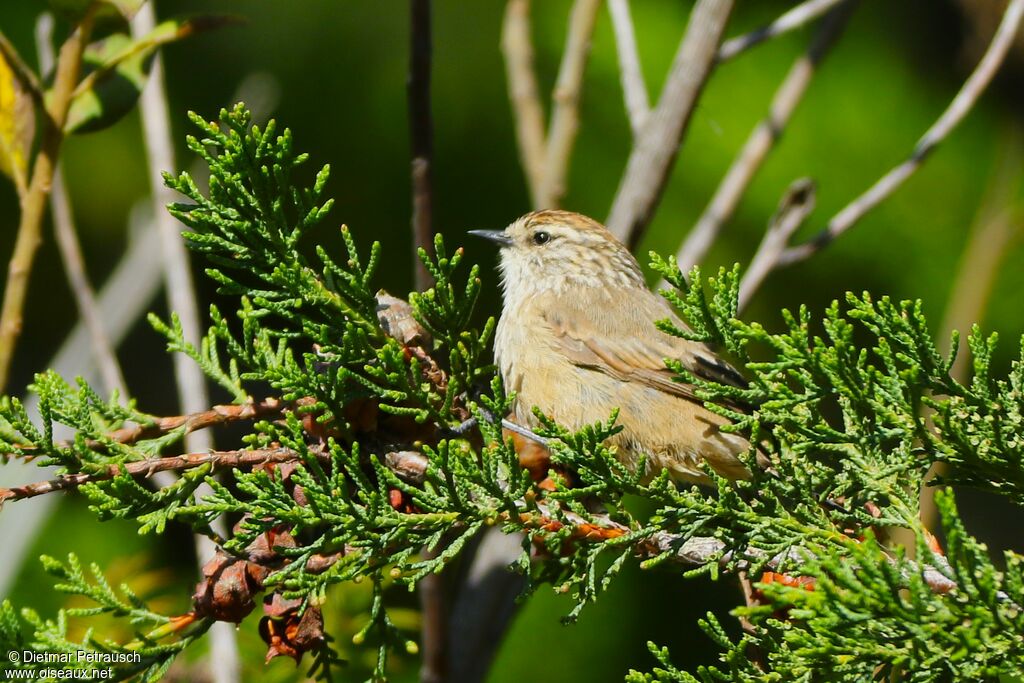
[2, 1, 1023, 681]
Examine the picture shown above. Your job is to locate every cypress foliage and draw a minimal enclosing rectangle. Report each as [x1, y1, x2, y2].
[1, 105, 1022, 682]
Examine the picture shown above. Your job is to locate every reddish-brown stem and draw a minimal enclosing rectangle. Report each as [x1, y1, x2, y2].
[0, 447, 306, 505]
[0, 444, 965, 600]
[107, 398, 289, 446]
[7, 398, 289, 454]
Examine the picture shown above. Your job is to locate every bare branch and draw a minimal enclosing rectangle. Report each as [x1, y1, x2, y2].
[418, 544, 446, 683]
[0, 6, 97, 392]
[606, 0, 735, 248]
[608, 0, 650, 136]
[1, 444, 971, 609]
[738, 179, 816, 309]
[410, 2, 446, 656]
[131, 3, 213, 454]
[409, 0, 435, 291]
[537, 0, 602, 209]
[0, 448, 305, 505]
[677, 0, 855, 273]
[0, 444, 421, 507]
[778, 0, 1024, 268]
[501, 0, 547, 207]
[641, 528, 959, 596]
[36, 15, 128, 399]
[400, 15, 449, 651]
[717, 0, 846, 63]
[115, 399, 288, 447]
[522, 498, 964, 598]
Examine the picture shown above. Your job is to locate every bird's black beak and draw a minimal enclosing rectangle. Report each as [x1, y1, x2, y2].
[468, 229, 513, 247]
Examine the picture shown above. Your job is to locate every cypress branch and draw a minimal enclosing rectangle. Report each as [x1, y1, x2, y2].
[1, 105, 1022, 682]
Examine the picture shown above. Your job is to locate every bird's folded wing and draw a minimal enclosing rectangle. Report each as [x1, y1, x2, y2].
[683, 341, 748, 390]
[544, 310, 742, 404]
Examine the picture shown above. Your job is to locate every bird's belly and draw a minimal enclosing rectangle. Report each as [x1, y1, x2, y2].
[513, 358, 618, 428]
[512, 363, 749, 483]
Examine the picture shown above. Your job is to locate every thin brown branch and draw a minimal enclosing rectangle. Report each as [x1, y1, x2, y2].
[1, 444, 969, 604]
[409, 1, 444, 655]
[36, 14, 128, 398]
[736, 570, 767, 669]
[0, 448, 304, 506]
[501, 0, 547, 207]
[109, 398, 289, 446]
[407, 0, 444, 638]
[520, 497, 962, 597]
[418, 545, 446, 683]
[640, 528, 960, 596]
[777, 0, 1024, 268]
[607, 0, 649, 136]
[409, 0, 435, 291]
[0, 6, 97, 393]
[717, 0, 846, 63]
[606, 0, 735, 249]
[0, 446, 428, 509]
[738, 179, 816, 310]
[537, 0, 602, 209]
[10, 398, 288, 455]
[677, 0, 855, 273]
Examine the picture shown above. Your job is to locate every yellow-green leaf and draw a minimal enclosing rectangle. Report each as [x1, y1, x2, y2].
[64, 15, 239, 134]
[0, 49, 35, 196]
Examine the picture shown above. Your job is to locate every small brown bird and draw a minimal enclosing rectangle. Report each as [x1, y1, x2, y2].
[470, 210, 751, 484]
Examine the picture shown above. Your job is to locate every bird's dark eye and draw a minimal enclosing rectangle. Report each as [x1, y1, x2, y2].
[532, 231, 550, 245]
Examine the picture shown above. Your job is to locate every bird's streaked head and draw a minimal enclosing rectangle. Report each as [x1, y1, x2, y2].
[470, 210, 645, 303]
